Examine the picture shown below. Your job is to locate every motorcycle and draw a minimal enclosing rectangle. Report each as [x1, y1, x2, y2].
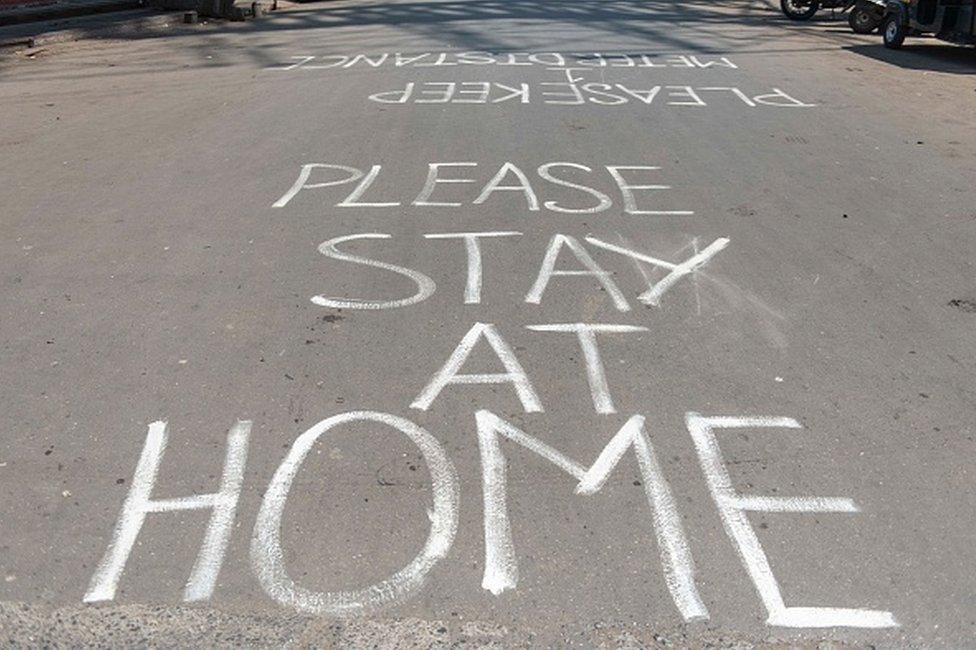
[780, 0, 885, 33]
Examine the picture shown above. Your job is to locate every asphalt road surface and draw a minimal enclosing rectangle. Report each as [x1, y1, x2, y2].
[2, 0, 975, 646]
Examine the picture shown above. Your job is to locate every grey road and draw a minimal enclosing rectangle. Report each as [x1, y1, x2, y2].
[1, 0, 975, 646]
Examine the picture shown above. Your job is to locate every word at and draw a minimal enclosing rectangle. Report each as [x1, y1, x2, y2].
[84, 412, 897, 629]
[273, 161, 691, 214]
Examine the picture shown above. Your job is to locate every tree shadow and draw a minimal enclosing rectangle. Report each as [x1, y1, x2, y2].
[247, 0, 791, 53]
[2, 0, 861, 77]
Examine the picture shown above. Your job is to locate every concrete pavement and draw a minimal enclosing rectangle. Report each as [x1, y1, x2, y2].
[1, 0, 975, 646]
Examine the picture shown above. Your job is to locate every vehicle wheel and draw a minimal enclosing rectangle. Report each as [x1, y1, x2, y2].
[780, 0, 820, 20]
[849, 7, 881, 33]
[882, 13, 907, 48]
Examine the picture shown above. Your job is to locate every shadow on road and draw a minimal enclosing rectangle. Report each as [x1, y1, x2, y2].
[846, 41, 976, 74]
[2, 0, 840, 69]
[7, 0, 973, 78]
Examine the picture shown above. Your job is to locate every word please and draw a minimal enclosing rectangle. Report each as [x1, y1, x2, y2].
[310, 233, 729, 313]
[84, 411, 897, 629]
[273, 52, 739, 70]
[273, 162, 691, 214]
[368, 83, 814, 107]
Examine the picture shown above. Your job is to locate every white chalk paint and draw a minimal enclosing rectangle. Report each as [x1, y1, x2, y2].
[413, 163, 478, 206]
[313, 233, 436, 310]
[753, 89, 817, 107]
[684, 413, 898, 628]
[250, 411, 459, 616]
[472, 162, 540, 211]
[536, 163, 613, 214]
[411, 322, 543, 413]
[305, 55, 351, 69]
[525, 234, 630, 312]
[337, 165, 400, 207]
[525, 323, 647, 414]
[549, 67, 587, 84]
[274, 55, 316, 71]
[272, 164, 364, 208]
[271, 161, 694, 215]
[635, 238, 728, 305]
[343, 53, 389, 68]
[475, 410, 708, 621]
[423, 231, 522, 303]
[584, 236, 729, 306]
[295, 230, 724, 311]
[416, 82, 459, 103]
[269, 52, 738, 71]
[364, 83, 810, 108]
[84, 420, 251, 603]
[605, 166, 691, 216]
[664, 86, 707, 106]
[689, 56, 738, 68]
[699, 87, 756, 107]
[368, 83, 416, 103]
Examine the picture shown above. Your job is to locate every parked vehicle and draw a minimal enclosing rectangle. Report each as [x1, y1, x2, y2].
[882, 0, 976, 47]
[781, 0, 884, 32]
[781, 0, 849, 21]
[849, 0, 886, 32]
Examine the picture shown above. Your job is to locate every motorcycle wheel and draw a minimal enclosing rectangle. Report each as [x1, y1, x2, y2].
[849, 6, 881, 33]
[882, 13, 907, 47]
[781, 0, 821, 20]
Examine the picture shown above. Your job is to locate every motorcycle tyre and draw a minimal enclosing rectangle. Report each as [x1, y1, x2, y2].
[849, 6, 881, 33]
[882, 13, 907, 48]
[781, 0, 821, 20]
